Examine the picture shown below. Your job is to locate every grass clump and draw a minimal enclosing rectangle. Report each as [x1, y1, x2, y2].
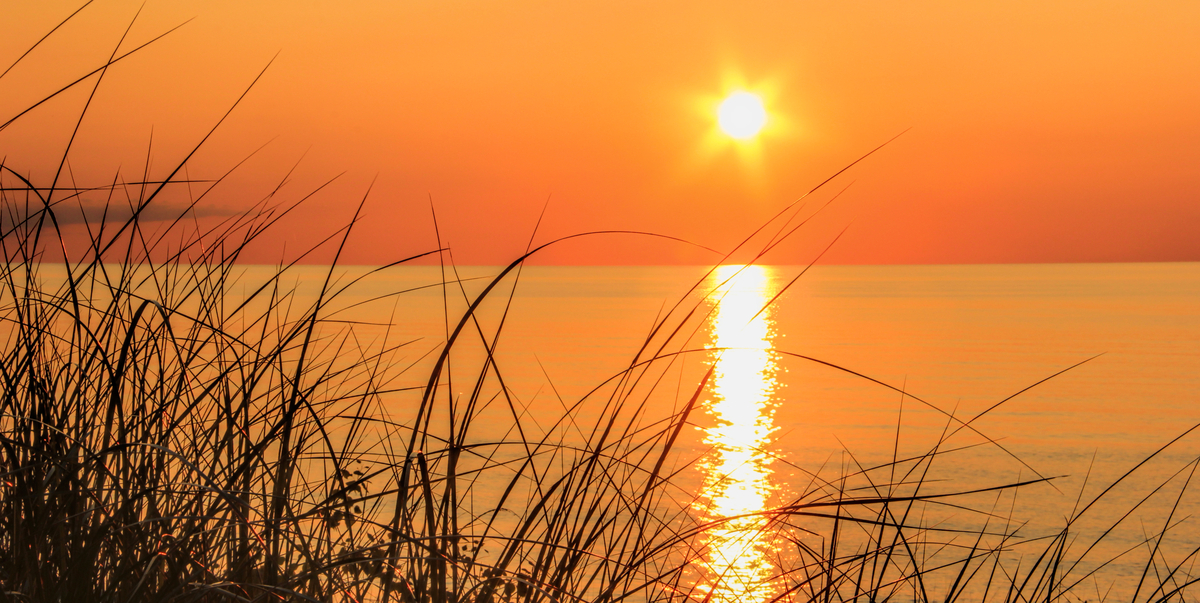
[3, 7, 1200, 603]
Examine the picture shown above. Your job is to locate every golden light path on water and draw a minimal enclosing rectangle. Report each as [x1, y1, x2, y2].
[696, 265, 780, 603]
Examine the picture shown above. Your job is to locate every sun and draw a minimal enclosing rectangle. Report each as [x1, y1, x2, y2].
[717, 92, 767, 140]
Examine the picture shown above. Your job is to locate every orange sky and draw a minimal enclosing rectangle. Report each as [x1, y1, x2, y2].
[2, 1, 1198, 265]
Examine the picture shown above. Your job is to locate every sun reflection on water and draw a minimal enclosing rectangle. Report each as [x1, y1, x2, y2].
[696, 264, 780, 603]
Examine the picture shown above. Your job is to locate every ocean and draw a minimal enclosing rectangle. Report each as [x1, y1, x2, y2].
[253, 260, 1199, 601]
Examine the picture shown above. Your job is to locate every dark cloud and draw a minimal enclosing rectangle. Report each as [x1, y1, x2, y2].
[2, 200, 239, 229]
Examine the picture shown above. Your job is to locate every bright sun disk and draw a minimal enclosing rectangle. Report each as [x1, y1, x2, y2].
[717, 92, 767, 140]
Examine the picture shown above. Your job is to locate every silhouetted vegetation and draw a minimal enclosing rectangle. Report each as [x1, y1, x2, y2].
[2, 6, 1198, 603]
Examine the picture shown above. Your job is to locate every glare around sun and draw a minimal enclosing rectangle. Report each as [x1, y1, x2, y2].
[717, 92, 767, 140]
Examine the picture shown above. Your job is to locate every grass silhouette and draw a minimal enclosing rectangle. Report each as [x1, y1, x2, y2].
[1, 6, 1198, 603]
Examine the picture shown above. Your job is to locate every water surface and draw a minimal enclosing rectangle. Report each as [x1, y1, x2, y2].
[243, 261, 1200, 600]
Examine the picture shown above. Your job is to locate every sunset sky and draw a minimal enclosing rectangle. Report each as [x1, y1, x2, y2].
[2, 1, 1198, 265]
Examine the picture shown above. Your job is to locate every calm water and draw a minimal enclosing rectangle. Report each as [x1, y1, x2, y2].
[255, 261, 1200, 600]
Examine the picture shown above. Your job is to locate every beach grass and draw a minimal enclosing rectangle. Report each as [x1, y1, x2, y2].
[2, 8, 1200, 603]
